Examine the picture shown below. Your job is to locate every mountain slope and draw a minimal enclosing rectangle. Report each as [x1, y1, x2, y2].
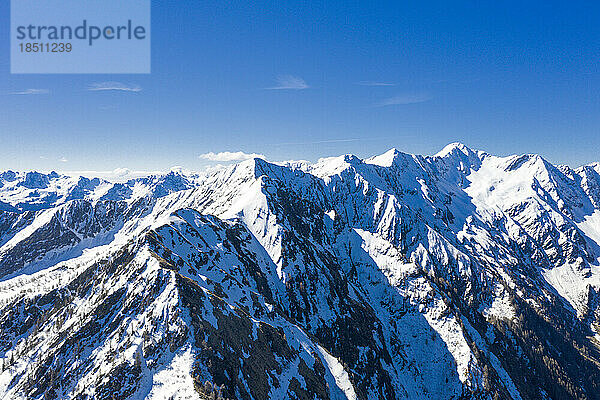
[1, 144, 600, 399]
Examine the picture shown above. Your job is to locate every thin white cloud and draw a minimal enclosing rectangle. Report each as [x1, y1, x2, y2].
[61, 168, 154, 183]
[199, 151, 265, 162]
[376, 93, 432, 107]
[356, 81, 396, 87]
[112, 167, 131, 177]
[59, 157, 68, 163]
[266, 75, 309, 90]
[10, 89, 50, 95]
[88, 82, 142, 92]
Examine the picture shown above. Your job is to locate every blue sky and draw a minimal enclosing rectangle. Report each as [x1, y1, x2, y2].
[1, 0, 599, 171]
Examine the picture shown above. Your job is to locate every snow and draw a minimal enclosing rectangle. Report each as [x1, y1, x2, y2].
[464, 153, 540, 214]
[480, 282, 516, 321]
[435, 142, 476, 158]
[578, 210, 600, 254]
[365, 148, 399, 167]
[402, 277, 478, 386]
[2, 143, 600, 399]
[145, 345, 200, 400]
[0, 207, 58, 251]
[317, 345, 357, 400]
[542, 262, 600, 316]
[459, 317, 523, 400]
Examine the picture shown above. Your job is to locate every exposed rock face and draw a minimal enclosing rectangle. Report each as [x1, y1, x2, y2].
[18, 172, 50, 189]
[1, 144, 600, 399]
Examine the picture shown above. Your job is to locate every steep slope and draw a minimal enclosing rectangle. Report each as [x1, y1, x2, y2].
[0, 144, 600, 400]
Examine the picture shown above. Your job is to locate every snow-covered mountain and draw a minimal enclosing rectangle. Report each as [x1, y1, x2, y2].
[1, 143, 600, 400]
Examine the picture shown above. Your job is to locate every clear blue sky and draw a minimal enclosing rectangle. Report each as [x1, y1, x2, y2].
[1, 0, 599, 171]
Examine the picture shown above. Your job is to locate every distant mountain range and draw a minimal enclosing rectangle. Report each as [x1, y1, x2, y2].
[1, 143, 600, 399]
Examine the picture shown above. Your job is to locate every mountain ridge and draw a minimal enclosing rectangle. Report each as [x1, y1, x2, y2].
[1, 143, 600, 399]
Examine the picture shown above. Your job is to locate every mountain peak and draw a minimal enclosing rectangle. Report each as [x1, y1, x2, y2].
[435, 142, 476, 158]
[365, 148, 411, 167]
[432, 142, 487, 173]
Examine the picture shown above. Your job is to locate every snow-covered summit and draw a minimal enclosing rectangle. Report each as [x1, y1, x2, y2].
[435, 142, 484, 158]
[365, 148, 404, 167]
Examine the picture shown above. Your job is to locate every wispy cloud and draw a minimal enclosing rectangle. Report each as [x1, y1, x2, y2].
[88, 82, 142, 92]
[112, 167, 131, 177]
[59, 157, 68, 163]
[199, 151, 265, 162]
[266, 75, 309, 90]
[61, 168, 153, 183]
[376, 93, 433, 107]
[356, 81, 396, 87]
[10, 89, 50, 95]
